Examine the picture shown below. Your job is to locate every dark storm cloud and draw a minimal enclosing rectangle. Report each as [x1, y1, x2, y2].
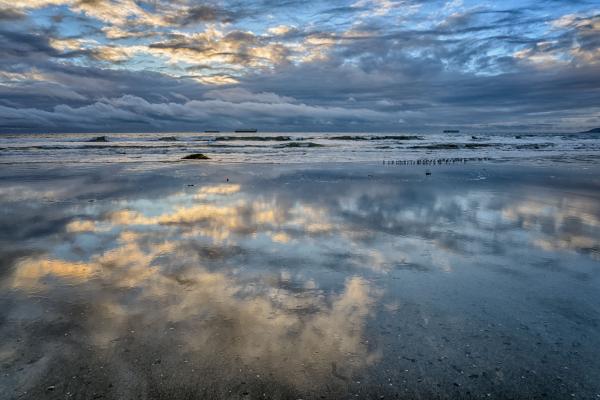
[0, 0, 599, 132]
[0, 29, 60, 59]
[0, 90, 395, 133]
[0, 66, 211, 109]
[184, 5, 220, 21]
[0, 8, 25, 20]
[164, 3, 242, 25]
[0, 29, 215, 110]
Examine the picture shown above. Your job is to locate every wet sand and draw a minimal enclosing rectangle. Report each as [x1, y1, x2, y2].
[0, 161, 599, 399]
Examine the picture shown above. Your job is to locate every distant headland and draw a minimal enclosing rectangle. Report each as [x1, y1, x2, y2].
[581, 128, 600, 133]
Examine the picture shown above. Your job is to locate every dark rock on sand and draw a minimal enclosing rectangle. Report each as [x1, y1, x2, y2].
[182, 153, 210, 160]
[89, 136, 109, 142]
[158, 136, 178, 141]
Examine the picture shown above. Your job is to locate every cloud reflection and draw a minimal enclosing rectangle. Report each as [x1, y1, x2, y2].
[502, 196, 600, 260]
[10, 224, 378, 392]
[2, 164, 600, 397]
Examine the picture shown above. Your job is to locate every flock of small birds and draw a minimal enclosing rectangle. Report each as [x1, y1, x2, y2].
[383, 157, 491, 165]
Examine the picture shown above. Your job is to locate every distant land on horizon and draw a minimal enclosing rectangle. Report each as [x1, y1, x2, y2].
[581, 128, 600, 134]
[2, 128, 600, 135]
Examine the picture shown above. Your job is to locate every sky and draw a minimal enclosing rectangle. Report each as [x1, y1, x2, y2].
[0, 0, 598, 133]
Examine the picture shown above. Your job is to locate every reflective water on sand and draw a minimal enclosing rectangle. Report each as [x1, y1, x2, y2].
[0, 162, 599, 399]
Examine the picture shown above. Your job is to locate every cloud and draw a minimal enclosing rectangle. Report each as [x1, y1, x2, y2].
[175, 4, 238, 25]
[0, 7, 25, 19]
[145, 28, 293, 71]
[0, 92, 397, 132]
[268, 25, 296, 36]
[0, 0, 599, 131]
[203, 87, 296, 103]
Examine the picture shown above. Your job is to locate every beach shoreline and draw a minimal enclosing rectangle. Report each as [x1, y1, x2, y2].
[1, 131, 599, 165]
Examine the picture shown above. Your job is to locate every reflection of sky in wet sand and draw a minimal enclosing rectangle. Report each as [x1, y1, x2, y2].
[1, 163, 600, 398]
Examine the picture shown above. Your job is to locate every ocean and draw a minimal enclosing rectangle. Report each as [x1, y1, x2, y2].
[1, 131, 599, 164]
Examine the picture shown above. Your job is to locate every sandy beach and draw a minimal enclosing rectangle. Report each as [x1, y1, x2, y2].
[0, 160, 599, 399]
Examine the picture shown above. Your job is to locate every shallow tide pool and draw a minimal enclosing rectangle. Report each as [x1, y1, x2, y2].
[0, 162, 599, 399]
